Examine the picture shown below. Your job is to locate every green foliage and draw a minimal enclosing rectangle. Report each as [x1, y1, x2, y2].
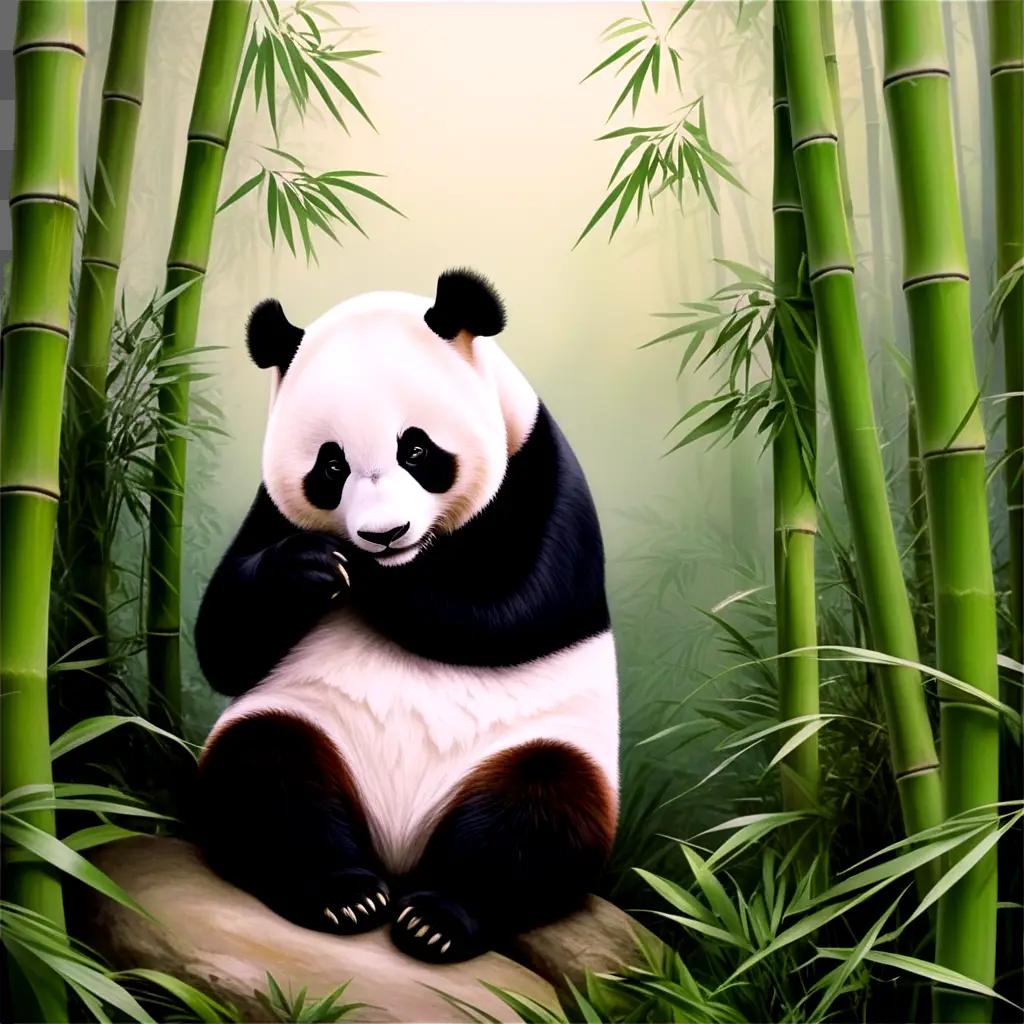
[0, 720, 232, 1023]
[224, 0, 399, 263]
[256, 974, 370, 1023]
[51, 282, 223, 704]
[218, 156, 402, 263]
[577, 3, 741, 245]
[643, 260, 815, 463]
[230, 0, 379, 140]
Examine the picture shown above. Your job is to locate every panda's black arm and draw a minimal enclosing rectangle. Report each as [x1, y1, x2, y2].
[195, 487, 344, 696]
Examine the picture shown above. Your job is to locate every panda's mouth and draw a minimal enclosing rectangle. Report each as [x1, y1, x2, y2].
[372, 538, 424, 567]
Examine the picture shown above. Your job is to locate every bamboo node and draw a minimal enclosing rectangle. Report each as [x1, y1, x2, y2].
[792, 131, 838, 152]
[922, 444, 986, 460]
[10, 192, 78, 212]
[147, 629, 182, 638]
[187, 131, 228, 149]
[903, 271, 970, 292]
[772, 203, 803, 214]
[894, 762, 940, 780]
[809, 264, 854, 283]
[82, 256, 121, 271]
[103, 90, 143, 107]
[991, 61, 1024, 77]
[882, 66, 950, 89]
[1, 320, 70, 341]
[12, 40, 86, 57]
[166, 260, 208, 276]
[0, 484, 60, 502]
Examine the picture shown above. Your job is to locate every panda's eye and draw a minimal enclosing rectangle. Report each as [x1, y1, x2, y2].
[404, 445, 427, 466]
[324, 459, 344, 479]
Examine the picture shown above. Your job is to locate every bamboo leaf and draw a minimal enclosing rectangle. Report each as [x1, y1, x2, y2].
[0, 815, 152, 919]
[217, 169, 264, 214]
[581, 36, 645, 82]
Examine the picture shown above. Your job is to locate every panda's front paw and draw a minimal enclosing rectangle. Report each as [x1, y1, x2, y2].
[319, 868, 392, 935]
[260, 531, 352, 605]
[390, 891, 484, 963]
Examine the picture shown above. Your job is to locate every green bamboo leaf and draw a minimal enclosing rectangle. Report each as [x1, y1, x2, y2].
[726, 877, 895, 985]
[808, 898, 902, 1021]
[815, 949, 1019, 1007]
[329, 177, 402, 215]
[595, 124, 667, 140]
[668, 45, 683, 92]
[117, 970, 235, 1024]
[62, 824, 144, 853]
[581, 36, 645, 82]
[666, 399, 740, 453]
[261, 146, 304, 168]
[271, 34, 305, 110]
[0, 815, 151, 919]
[5, 936, 154, 1023]
[574, 175, 630, 247]
[906, 811, 1021, 925]
[634, 867, 716, 924]
[264, 37, 278, 139]
[565, 980, 602, 1024]
[313, 56, 375, 128]
[648, 909, 751, 948]
[679, 844, 744, 936]
[303, 61, 349, 132]
[768, 719, 833, 769]
[216, 169, 264, 214]
[479, 983, 568, 1024]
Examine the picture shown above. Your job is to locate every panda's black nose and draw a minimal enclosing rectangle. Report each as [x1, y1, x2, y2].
[358, 523, 410, 548]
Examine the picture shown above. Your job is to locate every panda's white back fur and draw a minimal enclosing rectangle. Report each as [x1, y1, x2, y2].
[208, 612, 619, 873]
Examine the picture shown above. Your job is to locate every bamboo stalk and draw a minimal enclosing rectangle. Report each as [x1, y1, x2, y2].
[819, 0, 855, 238]
[851, 1, 900, 381]
[989, 0, 1023, 666]
[1, 2, 86, 1019]
[772, 16, 820, 817]
[776, 1, 943, 873]
[64, 0, 154, 722]
[907, 399, 931, 648]
[880, 4, 1001, 1019]
[147, 0, 251, 725]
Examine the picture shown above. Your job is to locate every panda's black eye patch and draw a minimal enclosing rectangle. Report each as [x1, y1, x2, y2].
[397, 428, 456, 493]
[303, 442, 350, 509]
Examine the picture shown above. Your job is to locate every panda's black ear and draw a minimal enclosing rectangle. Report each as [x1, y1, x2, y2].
[247, 299, 304, 374]
[424, 269, 506, 341]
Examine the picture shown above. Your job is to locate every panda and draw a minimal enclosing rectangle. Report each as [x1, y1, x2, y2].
[193, 270, 619, 964]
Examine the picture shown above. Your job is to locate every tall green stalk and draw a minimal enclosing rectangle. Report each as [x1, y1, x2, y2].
[1, 2, 86, 1019]
[881, 4, 1002, 1019]
[851, 1, 900, 367]
[907, 400, 931, 647]
[147, 0, 251, 725]
[772, 17, 819, 816]
[776, 1, 943, 870]
[64, 0, 153, 720]
[819, 0, 854, 237]
[989, 0, 1023, 665]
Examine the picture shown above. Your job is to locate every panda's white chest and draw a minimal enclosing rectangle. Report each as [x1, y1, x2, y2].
[207, 610, 619, 873]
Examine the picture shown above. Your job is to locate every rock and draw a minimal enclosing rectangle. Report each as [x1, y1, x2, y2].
[512, 895, 662, 1002]
[88, 837, 557, 1022]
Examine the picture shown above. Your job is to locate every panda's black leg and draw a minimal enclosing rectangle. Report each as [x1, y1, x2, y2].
[391, 740, 616, 963]
[194, 712, 391, 934]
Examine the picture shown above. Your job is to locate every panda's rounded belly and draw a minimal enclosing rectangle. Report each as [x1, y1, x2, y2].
[205, 609, 619, 873]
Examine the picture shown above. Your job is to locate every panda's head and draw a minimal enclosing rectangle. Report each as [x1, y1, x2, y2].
[250, 270, 537, 567]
